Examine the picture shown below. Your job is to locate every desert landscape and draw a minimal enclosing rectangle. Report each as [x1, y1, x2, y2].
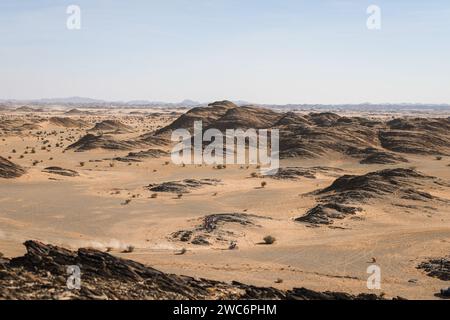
[0, 100, 449, 300]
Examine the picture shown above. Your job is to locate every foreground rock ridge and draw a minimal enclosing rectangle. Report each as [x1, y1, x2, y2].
[0, 241, 392, 300]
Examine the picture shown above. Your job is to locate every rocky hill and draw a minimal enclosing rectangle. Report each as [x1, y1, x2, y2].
[153, 101, 450, 161]
[88, 120, 133, 133]
[49, 117, 88, 128]
[296, 168, 449, 225]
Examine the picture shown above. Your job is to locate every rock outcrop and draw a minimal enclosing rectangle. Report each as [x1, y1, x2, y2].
[172, 213, 271, 246]
[147, 179, 221, 193]
[42, 167, 79, 177]
[417, 256, 450, 281]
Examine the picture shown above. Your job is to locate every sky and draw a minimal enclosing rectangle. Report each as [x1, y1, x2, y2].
[0, 0, 449, 104]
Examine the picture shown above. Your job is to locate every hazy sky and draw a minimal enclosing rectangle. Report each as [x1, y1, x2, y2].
[1, 0, 449, 104]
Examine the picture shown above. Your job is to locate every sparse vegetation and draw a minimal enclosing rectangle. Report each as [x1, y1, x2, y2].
[263, 235, 276, 245]
[261, 181, 267, 188]
[228, 242, 237, 250]
[122, 245, 135, 253]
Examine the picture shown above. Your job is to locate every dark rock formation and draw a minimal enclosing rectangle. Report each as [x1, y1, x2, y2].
[206, 106, 281, 131]
[113, 149, 169, 162]
[345, 147, 409, 164]
[379, 117, 450, 155]
[266, 166, 344, 180]
[417, 256, 450, 281]
[42, 167, 79, 177]
[172, 213, 271, 246]
[200, 213, 263, 232]
[295, 203, 362, 225]
[0, 156, 26, 179]
[148, 179, 221, 193]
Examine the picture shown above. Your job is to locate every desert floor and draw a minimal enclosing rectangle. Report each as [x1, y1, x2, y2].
[0, 109, 449, 300]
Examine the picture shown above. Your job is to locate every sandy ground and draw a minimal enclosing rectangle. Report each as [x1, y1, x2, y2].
[0, 109, 449, 300]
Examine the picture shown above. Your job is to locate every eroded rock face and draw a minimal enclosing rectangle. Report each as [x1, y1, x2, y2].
[0, 156, 26, 179]
[0, 241, 391, 300]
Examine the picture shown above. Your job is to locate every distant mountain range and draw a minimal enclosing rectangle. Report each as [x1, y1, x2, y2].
[0, 97, 204, 107]
[0, 97, 449, 112]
